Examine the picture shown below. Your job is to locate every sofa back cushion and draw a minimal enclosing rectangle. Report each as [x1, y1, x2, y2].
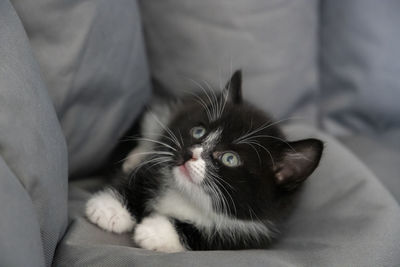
[320, 0, 400, 137]
[139, 0, 319, 126]
[12, 0, 151, 178]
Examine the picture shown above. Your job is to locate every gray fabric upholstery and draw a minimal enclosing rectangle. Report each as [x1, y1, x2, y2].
[320, 0, 400, 136]
[339, 134, 400, 202]
[0, 1, 68, 266]
[11, 0, 151, 178]
[139, 0, 319, 126]
[54, 125, 400, 266]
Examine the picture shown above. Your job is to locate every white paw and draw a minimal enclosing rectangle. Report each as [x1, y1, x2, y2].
[133, 214, 186, 253]
[86, 189, 136, 234]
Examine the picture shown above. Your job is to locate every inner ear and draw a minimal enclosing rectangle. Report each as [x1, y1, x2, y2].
[274, 138, 323, 191]
[223, 69, 242, 104]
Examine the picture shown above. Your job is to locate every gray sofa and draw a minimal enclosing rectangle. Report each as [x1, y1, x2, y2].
[1, 0, 399, 266]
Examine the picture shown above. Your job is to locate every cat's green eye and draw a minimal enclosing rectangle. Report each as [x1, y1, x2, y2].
[191, 126, 206, 139]
[220, 152, 240, 167]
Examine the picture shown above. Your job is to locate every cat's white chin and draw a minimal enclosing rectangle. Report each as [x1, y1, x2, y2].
[173, 166, 196, 186]
[178, 165, 194, 183]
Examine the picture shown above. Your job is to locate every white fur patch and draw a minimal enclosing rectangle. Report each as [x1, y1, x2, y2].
[154, 189, 274, 242]
[185, 159, 206, 183]
[204, 128, 222, 149]
[191, 146, 203, 159]
[173, 147, 207, 186]
[86, 189, 136, 234]
[133, 214, 186, 253]
[142, 102, 174, 134]
[185, 147, 206, 182]
[122, 101, 176, 173]
[122, 145, 150, 173]
[154, 188, 213, 226]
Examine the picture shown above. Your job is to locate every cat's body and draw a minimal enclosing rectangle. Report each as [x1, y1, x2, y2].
[86, 71, 323, 252]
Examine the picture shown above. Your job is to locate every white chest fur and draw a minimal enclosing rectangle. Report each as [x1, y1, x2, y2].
[152, 188, 273, 239]
[153, 188, 214, 227]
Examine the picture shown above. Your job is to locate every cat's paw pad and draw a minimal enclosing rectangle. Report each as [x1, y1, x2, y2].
[86, 189, 135, 234]
[133, 214, 185, 253]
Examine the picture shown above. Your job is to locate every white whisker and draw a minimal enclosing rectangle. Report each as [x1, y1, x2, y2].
[128, 156, 173, 186]
[118, 151, 173, 164]
[187, 78, 217, 121]
[183, 89, 213, 122]
[219, 87, 229, 118]
[177, 130, 184, 147]
[143, 132, 181, 149]
[133, 137, 177, 152]
[244, 142, 262, 165]
[147, 158, 173, 169]
[242, 135, 297, 153]
[234, 117, 297, 144]
[204, 179, 224, 215]
[203, 79, 221, 120]
[148, 111, 181, 149]
[238, 140, 276, 168]
[207, 170, 237, 216]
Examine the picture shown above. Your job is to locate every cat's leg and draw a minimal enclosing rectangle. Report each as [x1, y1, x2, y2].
[172, 220, 273, 250]
[86, 188, 136, 234]
[133, 214, 186, 253]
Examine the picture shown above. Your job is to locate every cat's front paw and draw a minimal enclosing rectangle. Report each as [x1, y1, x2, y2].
[133, 214, 186, 253]
[86, 189, 136, 234]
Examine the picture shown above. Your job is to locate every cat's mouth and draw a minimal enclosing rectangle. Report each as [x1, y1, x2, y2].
[172, 149, 206, 186]
[177, 164, 194, 183]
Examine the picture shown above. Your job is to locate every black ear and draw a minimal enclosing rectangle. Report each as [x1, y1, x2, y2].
[224, 70, 243, 104]
[274, 138, 323, 191]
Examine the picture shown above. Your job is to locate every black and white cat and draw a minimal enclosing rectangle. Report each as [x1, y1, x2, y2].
[86, 70, 323, 252]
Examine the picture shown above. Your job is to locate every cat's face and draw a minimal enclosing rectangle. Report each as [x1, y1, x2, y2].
[159, 71, 323, 220]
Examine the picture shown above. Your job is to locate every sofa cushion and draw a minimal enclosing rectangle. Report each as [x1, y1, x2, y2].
[320, 0, 400, 136]
[138, 0, 319, 126]
[0, 1, 68, 265]
[11, 0, 151, 178]
[339, 132, 400, 202]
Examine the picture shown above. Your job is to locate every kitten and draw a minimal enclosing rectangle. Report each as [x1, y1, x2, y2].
[86, 70, 323, 252]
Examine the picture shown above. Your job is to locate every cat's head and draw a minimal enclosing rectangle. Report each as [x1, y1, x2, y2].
[160, 70, 323, 220]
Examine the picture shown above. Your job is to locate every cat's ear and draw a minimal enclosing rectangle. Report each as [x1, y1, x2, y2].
[224, 70, 243, 104]
[274, 138, 323, 191]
